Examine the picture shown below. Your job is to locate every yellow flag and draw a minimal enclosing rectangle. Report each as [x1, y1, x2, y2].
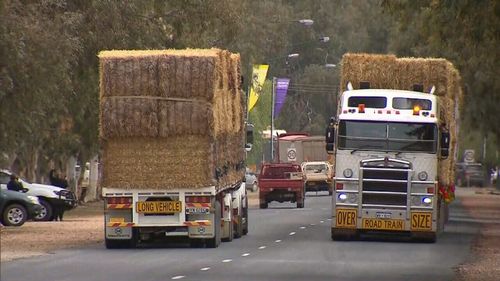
[248, 64, 269, 112]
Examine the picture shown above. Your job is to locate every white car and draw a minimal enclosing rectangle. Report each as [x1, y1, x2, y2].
[0, 170, 77, 221]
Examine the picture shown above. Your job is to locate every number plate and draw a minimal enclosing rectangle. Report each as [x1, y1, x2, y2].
[411, 212, 432, 231]
[362, 218, 404, 231]
[335, 208, 357, 228]
[186, 207, 210, 214]
[376, 212, 392, 219]
[136, 201, 182, 214]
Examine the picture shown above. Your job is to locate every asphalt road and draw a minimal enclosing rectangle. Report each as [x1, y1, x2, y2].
[1, 192, 479, 281]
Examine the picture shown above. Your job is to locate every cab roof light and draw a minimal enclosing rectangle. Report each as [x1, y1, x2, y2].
[377, 110, 383, 114]
[413, 105, 421, 115]
[386, 110, 391, 114]
[358, 104, 365, 113]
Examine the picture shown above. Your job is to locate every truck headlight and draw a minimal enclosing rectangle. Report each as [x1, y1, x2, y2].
[338, 193, 347, 202]
[343, 169, 353, 178]
[422, 197, 432, 205]
[418, 171, 428, 181]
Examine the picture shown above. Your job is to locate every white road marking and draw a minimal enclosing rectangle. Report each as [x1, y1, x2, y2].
[222, 259, 232, 263]
[200, 267, 210, 271]
[242, 253, 250, 257]
[289, 232, 296, 236]
[320, 220, 325, 223]
[172, 276, 185, 280]
[299, 226, 306, 229]
[275, 239, 282, 243]
[327, 218, 332, 221]
[258, 246, 266, 250]
[310, 223, 316, 226]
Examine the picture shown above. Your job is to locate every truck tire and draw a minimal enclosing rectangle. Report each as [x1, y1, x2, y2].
[234, 214, 243, 239]
[206, 201, 221, 248]
[259, 200, 268, 209]
[34, 199, 53, 221]
[2, 204, 28, 227]
[297, 199, 304, 208]
[243, 196, 249, 235]
[331, 228, 356, 241]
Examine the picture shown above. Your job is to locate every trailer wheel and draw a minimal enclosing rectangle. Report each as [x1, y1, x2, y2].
[234, 214, 243, 239]
[206, 201, 221, 248]
[259, 200, 268, 209]
[242, 196, 249, 235]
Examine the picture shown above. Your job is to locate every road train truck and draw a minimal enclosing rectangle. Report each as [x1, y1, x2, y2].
[99, 49, 252, 248]
[326, 54, 462, 242]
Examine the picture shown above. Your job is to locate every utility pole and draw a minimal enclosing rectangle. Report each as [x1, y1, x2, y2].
[270, 77, 276, 162]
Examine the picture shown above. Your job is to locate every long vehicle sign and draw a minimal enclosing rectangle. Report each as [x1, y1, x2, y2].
[136, 201, 182, 214]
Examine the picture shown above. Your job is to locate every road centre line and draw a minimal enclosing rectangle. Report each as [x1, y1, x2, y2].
[289, 232, 296, 236]
[222, 259, 232, 263]
[200, 267, 210, 271]
[299, 226, 306, 229]
[242, 253, 250, 257]
[258, 246, 266, 249]
[320, 220, 325, 223]
[171, 276, 185, 280]
[275, 239, 282, 243]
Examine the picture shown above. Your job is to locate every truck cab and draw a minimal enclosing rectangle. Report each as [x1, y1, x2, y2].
[326, 87, 450, 242]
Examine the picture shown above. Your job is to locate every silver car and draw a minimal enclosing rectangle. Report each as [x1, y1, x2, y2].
[245, 168, 258, 192]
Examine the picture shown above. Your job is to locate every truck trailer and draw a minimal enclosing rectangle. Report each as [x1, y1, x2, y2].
[99, 49, 252, 248]
[326, 54, 462, 242]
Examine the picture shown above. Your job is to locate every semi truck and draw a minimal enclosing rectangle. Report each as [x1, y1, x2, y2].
[99, 49, 252, 248]
[277, 134, 328, 164]
[326, 54, 462, 242]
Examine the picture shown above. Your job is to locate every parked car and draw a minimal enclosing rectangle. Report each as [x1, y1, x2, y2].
[455, 163, 485, 187]
[245, 168, 258, 192]
[0, 189, 42, 226]
[0, 170, 77, 221]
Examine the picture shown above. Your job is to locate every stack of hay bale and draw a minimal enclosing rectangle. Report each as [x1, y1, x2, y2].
[340, 53, 464, 189]
[98, 49, 245, 190]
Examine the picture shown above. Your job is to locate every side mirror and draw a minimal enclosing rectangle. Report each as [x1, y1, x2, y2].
[326, 125, 335, 154]
[246, 123, 254, 151]
[440, 131, 450, 158]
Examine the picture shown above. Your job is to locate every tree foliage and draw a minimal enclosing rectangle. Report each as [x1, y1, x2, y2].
[1, 0, 497, 178]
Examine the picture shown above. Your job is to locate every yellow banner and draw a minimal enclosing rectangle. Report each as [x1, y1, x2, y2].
[248, 64, 269, 112]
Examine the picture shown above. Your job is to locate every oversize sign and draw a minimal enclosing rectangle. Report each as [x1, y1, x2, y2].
[336, 209, 357, 228]
[411, 212, 432, 231]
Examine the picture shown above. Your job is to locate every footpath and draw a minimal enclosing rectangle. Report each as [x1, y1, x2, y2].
[453, 186, 500, 281]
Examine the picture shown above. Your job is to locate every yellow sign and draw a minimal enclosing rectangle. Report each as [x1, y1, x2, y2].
[247, 64, 269, 112]
[136, 201, 182, 214]
[362, 218, 404, 231]
[411, 212, 432, 231]
[336, 209, 357, 228]
[109, 217, 124, 223]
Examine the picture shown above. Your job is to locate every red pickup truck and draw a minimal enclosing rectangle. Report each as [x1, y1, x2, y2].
[258, 163, 305, 209]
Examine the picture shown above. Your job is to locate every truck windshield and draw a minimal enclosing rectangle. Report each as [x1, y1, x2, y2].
[338, 120, 437, 153]
[304, 165, 327, 173]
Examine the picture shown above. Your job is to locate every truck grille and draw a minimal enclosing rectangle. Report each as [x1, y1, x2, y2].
[360, 158, 411, 208]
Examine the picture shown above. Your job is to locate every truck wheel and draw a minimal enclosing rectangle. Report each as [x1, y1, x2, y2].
[297, 199, 304, 208]
[242, 197, 249, 235]
[2, 204, 28, 226]
[331, 229, 356, 241]
[34, 199, 53, 221]
[206, 201, 221, 248]
[259, 200, 268, 209]
[234, 214, 243, 239]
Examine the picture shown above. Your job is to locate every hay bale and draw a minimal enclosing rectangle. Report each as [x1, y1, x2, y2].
[99, 48, 245, 190]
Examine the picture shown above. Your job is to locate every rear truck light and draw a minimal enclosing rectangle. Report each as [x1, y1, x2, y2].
[336, 183, 344, 190]
[107, 197, 133, 204]
[358, 104, 365, 113]
[186, 196, 211, 203]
